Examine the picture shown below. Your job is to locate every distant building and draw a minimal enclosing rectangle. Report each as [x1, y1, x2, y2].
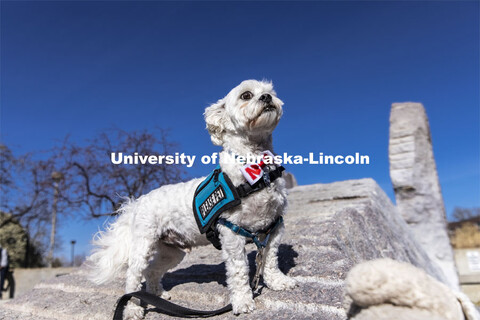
[448, 216, 480, 249]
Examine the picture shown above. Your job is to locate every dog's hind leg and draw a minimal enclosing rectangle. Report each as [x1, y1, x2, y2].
[124, 230, 159, 320]
[144, 243, 185, 300]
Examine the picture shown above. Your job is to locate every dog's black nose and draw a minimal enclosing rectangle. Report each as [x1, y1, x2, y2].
[259, 94, 272, 104]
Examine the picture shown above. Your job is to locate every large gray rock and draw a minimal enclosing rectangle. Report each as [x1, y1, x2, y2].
[389, 102, 459, 289]
[0, 179, 444, 320]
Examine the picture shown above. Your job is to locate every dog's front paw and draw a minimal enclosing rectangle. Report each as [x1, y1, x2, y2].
[124, 302, 144, 320]
[231, 292, 256, 315]
[265, 273, 297, 291]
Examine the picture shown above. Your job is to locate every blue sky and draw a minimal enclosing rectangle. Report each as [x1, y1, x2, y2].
[2, 1, 479, 261]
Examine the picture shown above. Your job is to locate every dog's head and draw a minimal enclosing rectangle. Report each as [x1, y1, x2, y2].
[204, 80, 283, 146]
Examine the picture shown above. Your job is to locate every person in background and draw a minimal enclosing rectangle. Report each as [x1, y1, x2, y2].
[0, 246, 8, 299]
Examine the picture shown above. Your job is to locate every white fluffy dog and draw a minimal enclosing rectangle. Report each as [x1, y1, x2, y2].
[88, 80, 297, 319]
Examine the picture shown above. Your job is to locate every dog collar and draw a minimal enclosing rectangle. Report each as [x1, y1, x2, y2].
[225, 149, 279, 186]
[225, 149, 275, 165]
[235, 165, 284, 197]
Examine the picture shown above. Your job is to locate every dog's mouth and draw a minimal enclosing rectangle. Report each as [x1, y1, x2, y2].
[262, 105, 277, 113]
[249, 103, 281, 130]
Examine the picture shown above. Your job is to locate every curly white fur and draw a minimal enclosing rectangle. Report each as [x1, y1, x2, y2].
[87, 80, 297, 319]
[346, 258, 479, 320]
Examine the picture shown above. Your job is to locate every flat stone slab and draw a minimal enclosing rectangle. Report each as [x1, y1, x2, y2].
[0, 179, 442, 320]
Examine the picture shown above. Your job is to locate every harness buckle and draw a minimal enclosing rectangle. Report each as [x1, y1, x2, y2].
[254, 232, 271, 249]
[252, 247, 266, 290]
[263, 166, 271, 186]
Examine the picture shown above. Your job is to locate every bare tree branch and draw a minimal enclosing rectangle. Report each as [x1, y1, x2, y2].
[1, 128, 185, 265]
[61, 128, 185, 218]
[72, 162, 117, 209]
[452, 207, 480, 222]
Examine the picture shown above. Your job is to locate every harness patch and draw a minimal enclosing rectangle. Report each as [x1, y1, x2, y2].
[200, 186, 226, 219]
[193, 166, 241, 234]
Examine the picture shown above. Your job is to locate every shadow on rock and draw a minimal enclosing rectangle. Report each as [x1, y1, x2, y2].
[162, 263, 228, 290]
[162, 244, 298, 291]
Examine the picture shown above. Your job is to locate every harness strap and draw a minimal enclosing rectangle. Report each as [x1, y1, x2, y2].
[205, 229, 222, 250]
[217, 216, 283, 250]
[217, 216, 283, 290]
[113, 291, 232, 319]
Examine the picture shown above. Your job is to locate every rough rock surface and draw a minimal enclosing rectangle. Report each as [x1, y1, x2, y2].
[389, 102, 459, 289]
[1, 179, 444, 320]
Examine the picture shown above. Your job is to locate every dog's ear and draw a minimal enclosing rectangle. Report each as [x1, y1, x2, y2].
[204, 99, 227, 146]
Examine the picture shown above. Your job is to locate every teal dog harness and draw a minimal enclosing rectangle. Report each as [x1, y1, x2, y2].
[193, 164, 285, 250]
[193, 167, 241, 235]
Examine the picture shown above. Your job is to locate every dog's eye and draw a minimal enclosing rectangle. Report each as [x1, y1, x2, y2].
[240, 91, 253, 100]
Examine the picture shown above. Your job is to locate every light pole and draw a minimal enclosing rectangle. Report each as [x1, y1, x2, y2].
[71, 240, 76, 267]
[48, 171, 63, 268]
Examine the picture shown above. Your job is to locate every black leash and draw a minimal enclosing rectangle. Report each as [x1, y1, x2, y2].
[113, 291, 232, 319]
[113, 215, 281, 319]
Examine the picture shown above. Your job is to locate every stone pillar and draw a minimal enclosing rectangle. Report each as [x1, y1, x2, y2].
[389, 102, 459, 289]
[283, 172, 298, 189]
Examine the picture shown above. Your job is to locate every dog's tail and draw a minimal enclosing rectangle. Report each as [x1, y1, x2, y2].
[86, 199, 135, 285]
